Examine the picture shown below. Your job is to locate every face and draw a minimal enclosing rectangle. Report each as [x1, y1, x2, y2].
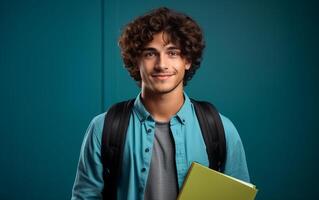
[138, 32, 190, 95]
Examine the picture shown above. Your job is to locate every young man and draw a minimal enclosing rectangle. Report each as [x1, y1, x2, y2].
[72, 7, 249, 200]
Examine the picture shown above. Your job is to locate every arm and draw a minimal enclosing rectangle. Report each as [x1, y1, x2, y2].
[71, 115, 104, 200]
[220, 114, 250, 183]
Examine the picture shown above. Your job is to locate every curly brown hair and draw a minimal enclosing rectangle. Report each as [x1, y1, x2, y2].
[118, 7, 205, 86]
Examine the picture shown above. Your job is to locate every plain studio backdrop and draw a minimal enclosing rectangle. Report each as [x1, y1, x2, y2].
[0, 0, 318, 199]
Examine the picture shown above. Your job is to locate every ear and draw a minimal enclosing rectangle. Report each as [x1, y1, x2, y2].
[185, 63, 191, 70]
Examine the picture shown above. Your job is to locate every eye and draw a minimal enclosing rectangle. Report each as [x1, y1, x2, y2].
[167, 50, 180, 57]
[143, 51, 156, 58]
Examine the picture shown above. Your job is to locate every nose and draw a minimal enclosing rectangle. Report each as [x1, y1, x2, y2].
[155, 53, 168, 70]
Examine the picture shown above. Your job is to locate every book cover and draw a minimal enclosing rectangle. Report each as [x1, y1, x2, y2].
[177, 162, 258, 200]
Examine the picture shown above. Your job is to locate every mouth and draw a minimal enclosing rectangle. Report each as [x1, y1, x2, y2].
[151, 73, 174, 81]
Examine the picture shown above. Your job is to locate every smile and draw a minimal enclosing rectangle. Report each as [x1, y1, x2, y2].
[151, 74, 174, 80]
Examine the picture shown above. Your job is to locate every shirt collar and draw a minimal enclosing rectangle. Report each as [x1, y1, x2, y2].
[174, 92, 192, 125]
[133, 93, 152, 122]
[133, 92, 192, 125]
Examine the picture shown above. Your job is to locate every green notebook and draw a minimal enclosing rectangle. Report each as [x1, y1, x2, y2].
[177, 162, 258, 200]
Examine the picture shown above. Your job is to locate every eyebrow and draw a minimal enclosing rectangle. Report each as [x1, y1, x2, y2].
[166, 46, 180, 51]
[141, 46, 181, 52]
[141, 47, 157, 52]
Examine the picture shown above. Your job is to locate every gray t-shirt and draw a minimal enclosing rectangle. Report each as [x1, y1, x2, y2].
[144, 122, 178, 200]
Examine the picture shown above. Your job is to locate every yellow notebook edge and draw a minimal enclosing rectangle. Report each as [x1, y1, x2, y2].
[177, 162, 196, 200]
[177, 162, 259, 199]
[195, 163, 257, 189]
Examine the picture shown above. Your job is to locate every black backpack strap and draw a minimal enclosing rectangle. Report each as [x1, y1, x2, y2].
[101, 99, 135, 200]
[191, 99, 226, 172]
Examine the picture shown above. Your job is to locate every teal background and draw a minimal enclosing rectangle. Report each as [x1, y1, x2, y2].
[1, 0, 318, 199]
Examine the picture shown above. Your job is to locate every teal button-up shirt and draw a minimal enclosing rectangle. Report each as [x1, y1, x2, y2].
[71, 93, 250, 200]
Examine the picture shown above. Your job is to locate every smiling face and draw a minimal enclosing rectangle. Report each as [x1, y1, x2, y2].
[138, 32, 190, 96]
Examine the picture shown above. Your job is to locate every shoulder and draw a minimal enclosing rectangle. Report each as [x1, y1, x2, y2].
[219, 114, 236, 133]
[90, 112, 106, 129]
[219, 113, 242, 145]
[84, 112, 106, 143]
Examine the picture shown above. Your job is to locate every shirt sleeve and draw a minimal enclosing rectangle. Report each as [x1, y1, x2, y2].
[71, 114, 105, 200]
[220, 114, 251, 183]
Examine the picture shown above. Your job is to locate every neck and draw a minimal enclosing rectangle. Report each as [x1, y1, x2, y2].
[141, 87, 185, 123]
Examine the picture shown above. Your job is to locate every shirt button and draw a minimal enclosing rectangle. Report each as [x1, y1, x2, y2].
[141, 168, 146, 172]
[147, 128, 152, 133]
[145, 148, 150, 153]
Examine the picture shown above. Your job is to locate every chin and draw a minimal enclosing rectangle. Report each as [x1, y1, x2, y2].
[144, 80, 183, 95]
[152, 85, 179, 94]
[155, 89, 174, 94]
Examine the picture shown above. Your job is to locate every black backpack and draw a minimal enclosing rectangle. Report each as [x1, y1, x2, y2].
[101, 98, 226, 200]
